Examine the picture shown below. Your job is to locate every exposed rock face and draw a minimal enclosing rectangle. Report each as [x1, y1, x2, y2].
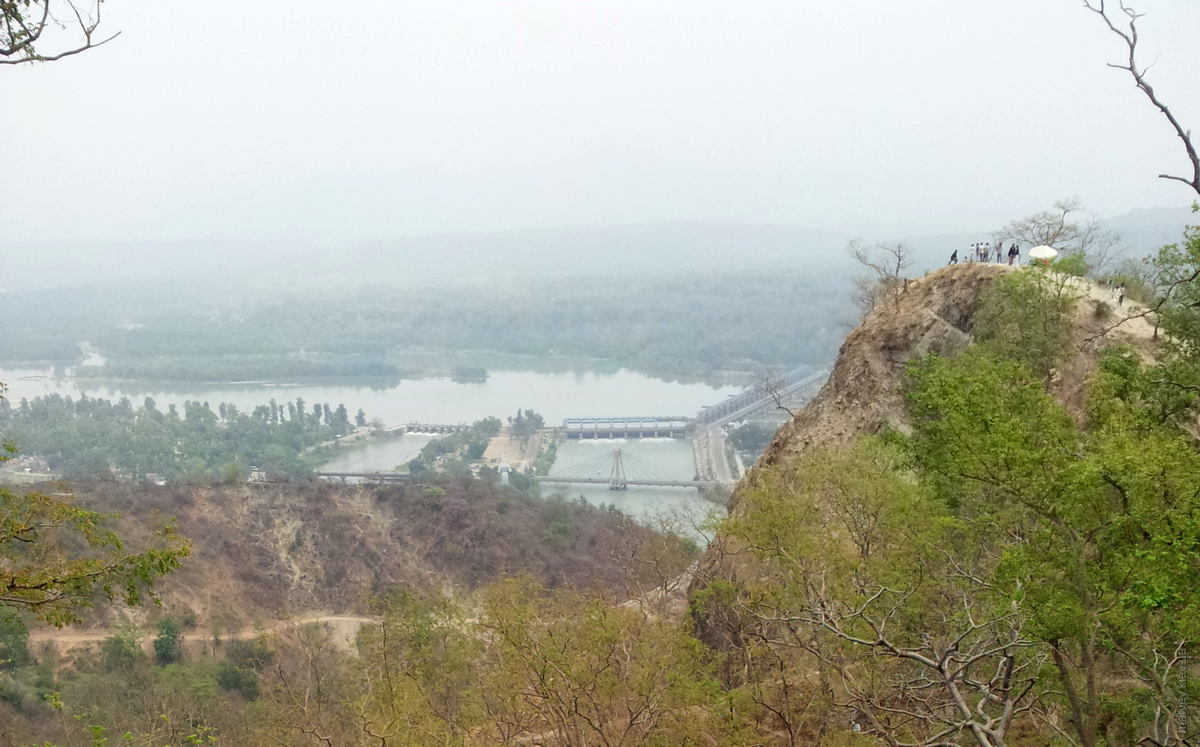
[755, 263, 1008, 475]
[689, 263, 1011, 649]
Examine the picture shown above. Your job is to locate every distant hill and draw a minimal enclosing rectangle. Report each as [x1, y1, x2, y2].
[4, 210, 1192, 293]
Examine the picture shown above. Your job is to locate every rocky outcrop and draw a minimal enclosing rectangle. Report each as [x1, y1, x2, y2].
[688, 263, 1012, 649]
[756, 263, 1008, 474]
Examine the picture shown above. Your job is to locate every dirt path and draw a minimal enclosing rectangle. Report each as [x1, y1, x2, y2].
[1081, 280, 1158, 346]
[29, 614, 378, 654]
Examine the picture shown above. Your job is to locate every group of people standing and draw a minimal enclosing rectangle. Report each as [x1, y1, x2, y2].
[948, 241, 1021, 266]
[1098, 278, 1127, 307]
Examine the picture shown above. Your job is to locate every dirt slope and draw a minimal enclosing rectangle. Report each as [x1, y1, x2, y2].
[757, 263, 1006, 470]
[22, 477, 687, 632]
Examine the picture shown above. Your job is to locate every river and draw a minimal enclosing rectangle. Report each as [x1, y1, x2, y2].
[0, 366, 743, 528]
[542, 438, 720, 536]
[318, 434, 438, 474]
[0, 367, 741, 426]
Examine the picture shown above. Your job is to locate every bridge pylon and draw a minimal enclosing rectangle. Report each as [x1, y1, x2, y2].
[609, 449, 628, 491]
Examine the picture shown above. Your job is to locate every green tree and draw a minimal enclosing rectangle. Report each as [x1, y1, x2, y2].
[332, 403, 350, 433]
[216, 662, 260, 700]
[1150, 222, 1200, 360]
[907, 349, 1200, 745]
[349, 590, 481, 742]
[511, 409, 545, 441]
[478, 577, 730, 745]
[0, 484, 188, 626]
[100, 627, 145, 673]
[153, 618, 182, 665]
[971, 268, 1079, 379]
[0, 608, 29, 669]
[714, 438, 1036, 745]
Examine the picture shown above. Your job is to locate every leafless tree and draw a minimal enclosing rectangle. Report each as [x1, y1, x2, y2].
[745, 580, 1046, 747]
[1075, 214, 1124, 276]
[995, 198, 1087, 251]
[756, 372, 797, 418]
[993, 198, 1125, 275]
[1, 0, 117, 65]
[848, 239, 912, 313]
[1083, 0, 1200, 199]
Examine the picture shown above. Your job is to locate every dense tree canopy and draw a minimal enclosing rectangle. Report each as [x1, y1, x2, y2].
[0, 393, 358, 481]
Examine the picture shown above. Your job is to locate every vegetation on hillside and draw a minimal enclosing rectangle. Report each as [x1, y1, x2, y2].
[406, 417, 503, 478]
[694, 242, 1200, 744]
[0, 424, 188, 642]
[0, 474, 704, 744]
[4, 229, 1200, 743]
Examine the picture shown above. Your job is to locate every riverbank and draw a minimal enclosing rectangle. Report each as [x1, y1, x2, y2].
[0, 367, 742, 427]
[5, 346, 772, 391]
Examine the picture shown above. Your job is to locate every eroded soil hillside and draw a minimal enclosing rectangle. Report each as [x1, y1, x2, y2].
[22, 478, 690, 630]
[754, 263, 1157, 482]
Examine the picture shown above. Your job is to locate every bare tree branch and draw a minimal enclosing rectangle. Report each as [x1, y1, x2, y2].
[849, 239, 913, 314]
[0, 0, 119, 65]
[756, 373, 797, 419]
[1083, 0, 1200, 198]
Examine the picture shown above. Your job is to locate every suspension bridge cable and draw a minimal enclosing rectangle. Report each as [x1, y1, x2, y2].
[614, 451, 683, 482]
[548, 450, 614, 479]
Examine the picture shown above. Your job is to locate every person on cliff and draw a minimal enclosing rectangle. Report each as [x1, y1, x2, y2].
[1007, 243, 1019, 265]
[949, 250, 959, 265]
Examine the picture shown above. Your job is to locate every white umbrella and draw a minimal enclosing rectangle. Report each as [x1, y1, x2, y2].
[1029, 245, 1058, 260]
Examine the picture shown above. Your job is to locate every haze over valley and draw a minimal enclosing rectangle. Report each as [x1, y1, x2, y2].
[2, 1, 1199, 744]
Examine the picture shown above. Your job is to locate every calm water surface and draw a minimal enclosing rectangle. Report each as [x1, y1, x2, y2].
[319, 435, 437, 473]
[543, 439, 719, 533]
[0, 366, 735, 529]
[0, 368, 741, 426]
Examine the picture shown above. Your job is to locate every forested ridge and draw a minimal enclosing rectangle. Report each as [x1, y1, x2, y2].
[0, 478, 699, 743]
[0, 270, 852, 380]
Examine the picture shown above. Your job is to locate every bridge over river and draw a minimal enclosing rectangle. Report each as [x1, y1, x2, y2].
[559, 366, 826, 439]
[316, 366, 829, 489]
[557, 366, 828, 486]
[316, 471, 413, 484]
[535, 448, 717, 490]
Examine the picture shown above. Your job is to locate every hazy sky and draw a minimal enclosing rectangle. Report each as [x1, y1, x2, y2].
[2, 0, 1198, 246]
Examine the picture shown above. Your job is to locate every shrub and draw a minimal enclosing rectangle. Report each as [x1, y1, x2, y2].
[216, 664, 260, 700]
[153, 619, 182, 666]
